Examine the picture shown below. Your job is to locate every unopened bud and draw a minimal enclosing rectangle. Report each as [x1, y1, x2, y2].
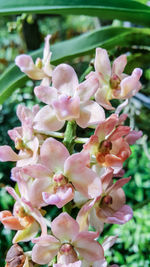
[5, 244, 26, 267]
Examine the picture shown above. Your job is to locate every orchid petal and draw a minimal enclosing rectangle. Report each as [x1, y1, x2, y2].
[112, 55, 127, 77]
[76, 75, 99, 102]
[52, 95, 80, 120]
[95, 86, 114, 110]
[32, 236, 60, 265]
[15, 54, 45, 80]
[0, 211, 24, 230]
[52, 64, 78, 96]
[120, 68, 142, 98]
[0, 146, 20, 162]
[125, 130, 142, 145]
[65, 152, 102, 198]
[51, 212, 79, 242]
[102, 236, 118, 251]
[33, 105, 65, 132]
[13, 221, 39, 243]
[42, 185, 74, 208]
[74, 231, 104, 262]
[40, 137, 70, 172]
[94, 114, 118, 142]
[94, 48, 111, 80]
[107, 205, 133, 224]
[76, 101, 105, 128]
[22, 164, 52, 179]
[34, 85, 57, 105]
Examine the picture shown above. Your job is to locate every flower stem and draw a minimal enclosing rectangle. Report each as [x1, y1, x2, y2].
[63, 120, 77, 154]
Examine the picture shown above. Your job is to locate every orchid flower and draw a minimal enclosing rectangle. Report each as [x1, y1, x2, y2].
[32, 212, 105, 266]
[33, 63, 105, 131]
[0, 105, 40, 167]
[15, 35, 53, 86]
[90, 48, 142, 110]
[21, 138, 102, 208]
[83, 113, 142, 174]
[0, 186, 46, 243]
[77, 169, 133, 233]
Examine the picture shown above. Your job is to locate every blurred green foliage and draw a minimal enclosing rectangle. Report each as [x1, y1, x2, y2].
[0, 11, 150, 267]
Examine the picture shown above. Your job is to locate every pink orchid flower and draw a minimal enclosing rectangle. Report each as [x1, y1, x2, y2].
[15, 35, 53, 86]
[77, 169, 133, 233]
[83, 113, 142, 174]
[0, 186, 42, 243]
[90, 48, 142, 110]
[33, 63, 105, 131]
[32, 212, 105, 266]
[21, 138, 102, 208]
[0, 105, 40, 167]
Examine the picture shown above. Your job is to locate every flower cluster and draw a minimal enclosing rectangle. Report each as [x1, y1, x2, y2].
[0, 35, 142, 267]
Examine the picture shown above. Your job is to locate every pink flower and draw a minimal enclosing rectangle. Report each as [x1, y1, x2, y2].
[0, 187, 40, 243]
[32, 212, 104, 265]
[21, 138, 102, 208]
[83, 114, 141, 174]
[77, 169, 133, 233]
[15, 35, 52, 86]
[91, 48, 142, 109]
[0, 105, 40, 167]
[33, 63, 105, 131]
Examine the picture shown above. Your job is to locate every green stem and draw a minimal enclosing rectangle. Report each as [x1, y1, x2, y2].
[63, 120, 77, 155]
[79, 65, 93, 82]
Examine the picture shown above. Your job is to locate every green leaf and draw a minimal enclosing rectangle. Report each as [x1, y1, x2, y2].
[0, 0, 150, 26]
[1, 26, 150, 104]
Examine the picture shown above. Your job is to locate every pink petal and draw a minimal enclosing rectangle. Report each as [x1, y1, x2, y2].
[95, 87, 114, 110]
[112, 55, 127, 77]
[32, 237, 60, 264]
[125, 130, 142, 145]
[76, 75, 99, 102]
[95, 114, 118, 142]
[42, 185, 74, 208]
[94, 48, 111, 80]
[22, 164, 52, 179]
[107, 177, 131, 193]
[108, 126, 130, 141]
[15, 54, 45, 80]
[40, 137, 70, 172]
[29, 177, 51, 208]
[8, 127, 22, 141]
[0, 211, 24, 230]
[34, 85, 57, 105]
[74, 231, 104, 262]
[76, 199, 96, 231]
[52, 64, 79, 96]
[101, 168, 113, 191]
[51, 212, 79, 242]
[89, 207, 104, 233]
[33, 105, 65, 132]
[76, 101, 105, 128]
[120, 68, 142, 98]
[64, 152, 102, 198]
[107, 205, 133, 224]
[0, 146, 20, 162]
[42, 34, 52, 77]
[52, 95, 80, 120]
[102, 236, 117, 251]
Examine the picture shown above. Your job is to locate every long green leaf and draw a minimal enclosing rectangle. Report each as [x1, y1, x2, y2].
[0, 0, 150, 27]
[1, 26, 150, 104]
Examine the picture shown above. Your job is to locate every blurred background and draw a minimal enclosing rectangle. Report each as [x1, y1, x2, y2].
[0, 2, 150, 266]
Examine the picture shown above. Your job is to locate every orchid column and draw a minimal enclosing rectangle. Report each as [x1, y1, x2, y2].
[0, 35, 142, 267]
